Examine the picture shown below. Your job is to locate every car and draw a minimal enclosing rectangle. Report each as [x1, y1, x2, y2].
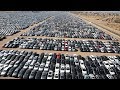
[90, 55, 96, 61]
[33, 63, 40, 70]
[95, 75, 102, 79]
[60, 64, 65, 73]
[12, 66, 23, 77]
[39, 63, 45, 71]
[108, 67, 115, 75]
[44, 66, 49, 72]
[29, 70, 37, 79]
[74, 59, 79, 66]
[18, 68, 28, 78]
[23, 69, 33, 79]
[47, 70, 53, 79]
[106, 74, 114, 79]
[60, 72, 65, 79]
[55, 63, 60, 72]
[7, 66, 18, 77]
[66, 73, 71, 79]
[84, 75, 90, 79]
[103, 61, 110, 69]
[53, 73, 59, 79]
[79, 60, 86, 69]
[41, 71, 47, 79]
[35, 71, 42, 79]
[66, 64, 70, 73]
[82, 68, 87, 75]
[108, 60, 114, 68]
[89, 74, 95, 79]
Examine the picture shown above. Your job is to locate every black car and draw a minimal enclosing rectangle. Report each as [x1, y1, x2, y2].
[35, 71, 42, 79]
[71, 73, 78, 79]
[23, 69, 33, 79]
[66, 73, 71, 79]
[18, 68, 28, 78]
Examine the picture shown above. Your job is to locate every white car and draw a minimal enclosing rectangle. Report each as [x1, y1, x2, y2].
[100, 48, 105, 53]
[45, 63, 49, 68]
[47, 54, 52, 61]
[114, 59, 120, 65]
[106, 74, 114, 79]
[79, 60, 86, 69]
[39, 63, 45, 71]
[46, 61, 50, 64]
[5, 60, 11, 65]
[26, 60, 32, 64]
[75, 60, 79, 66]
[33, 66, 39, 70]
[23, 64, 29, 69]
[55, 65, 60, 72]
[66, 64, 70, 73]
[54, 73, 59, 79]
[3, 64, 8, 68]
[61, 47, 64, 51]
[60, 64, 65, 73]
[73, 54, 78, 60]
[65, 54, 69, 60]
[89, 47, 94, 52]
[30, 60, 36, 66]
[29, 65, 34, 69]
[109, 58, 116, 65]
[90, 55, 96, 61]
[44, 53, 48, 58]
[47, 70, 53, 79]
[108, 68, 115, 75]
[79, 59, 84, 64]
[68, 48, 72, 51]
[89, 74, 95, 79]
[44, 67, 49, 72]
[82, 68, 87, 75]
[108, 60, 114, 68]
[103, 61, 110, 69]
[55, 63, 60, 67]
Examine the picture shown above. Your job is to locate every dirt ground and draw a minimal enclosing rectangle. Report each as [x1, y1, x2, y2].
[0, 13, 120, 79]
[72, 12, 120, 37]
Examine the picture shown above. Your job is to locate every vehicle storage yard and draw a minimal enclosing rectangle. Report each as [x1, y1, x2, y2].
[0, 11, 120, 79]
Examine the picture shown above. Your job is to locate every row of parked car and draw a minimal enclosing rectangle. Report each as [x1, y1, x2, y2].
[3, 37, 120, 53]
[21, 12, 117, 40]
[0, 50, 120, 79]
[79, 40, 120, 53]
[0, 11, 64, 36]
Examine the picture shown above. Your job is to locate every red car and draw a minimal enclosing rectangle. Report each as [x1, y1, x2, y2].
[56, 53, 61, 59]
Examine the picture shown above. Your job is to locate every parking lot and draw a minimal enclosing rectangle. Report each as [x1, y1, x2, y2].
[0, 50, 120, 79]
[0, 11, 120, 79]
